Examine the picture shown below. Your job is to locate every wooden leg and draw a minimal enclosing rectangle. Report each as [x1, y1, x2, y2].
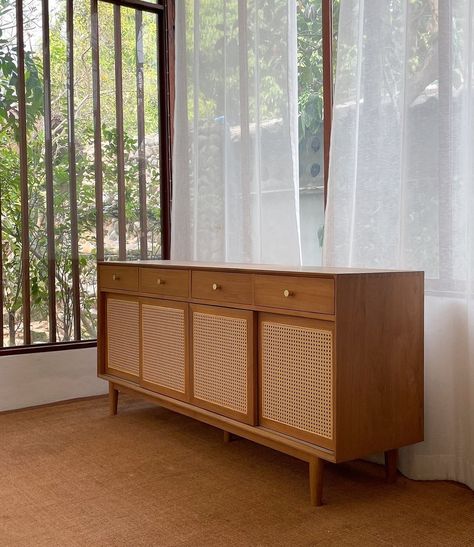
[223, 431, 239, 443]
[309, 457, 324, 507]
[109, 383, 118, 416]
[385, 448, 398, 483]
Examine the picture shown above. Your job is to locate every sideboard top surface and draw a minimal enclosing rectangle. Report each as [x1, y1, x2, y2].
[97, 259, 423, 277]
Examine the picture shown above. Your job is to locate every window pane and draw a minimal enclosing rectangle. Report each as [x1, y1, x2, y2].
[121, 6, 141, 259]
[98, 4, 162, 261]
[50, 0, 76, 341]
[98, 1, 120, 261]
[142, 10, 161, 258]
[25, 0, 48, 343]
[73, 0, 97, 339]
[297, 0, 339, 266]
[0, 0, 23, 346]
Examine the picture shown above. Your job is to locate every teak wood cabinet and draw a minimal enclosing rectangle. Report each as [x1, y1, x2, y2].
[98, 260, 424, 506]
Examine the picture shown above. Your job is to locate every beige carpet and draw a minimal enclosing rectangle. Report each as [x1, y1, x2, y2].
[0, 395, 473, 547]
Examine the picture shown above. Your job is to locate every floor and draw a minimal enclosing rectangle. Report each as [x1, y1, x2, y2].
[0, 395, 473, 547]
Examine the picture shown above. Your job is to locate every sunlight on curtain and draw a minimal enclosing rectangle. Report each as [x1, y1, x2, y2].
[324, 0, 474, 489]
[171, 0, 301, 265]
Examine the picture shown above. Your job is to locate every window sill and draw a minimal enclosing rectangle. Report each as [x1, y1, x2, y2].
[0, 340, 97, 356]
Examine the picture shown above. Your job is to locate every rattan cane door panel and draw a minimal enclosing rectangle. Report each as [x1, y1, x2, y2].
[140, 299, 189, 401]
[191, 305, 256, 424]
[259, 314, 335, 449]
[106, 295, 140, 381]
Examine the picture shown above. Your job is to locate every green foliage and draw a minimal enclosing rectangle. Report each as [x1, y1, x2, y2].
[182, 0, 336, 143]
[297, 0, 341, 144]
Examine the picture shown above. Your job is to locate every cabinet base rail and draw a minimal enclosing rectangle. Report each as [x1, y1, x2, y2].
[107, 379, 398, 507]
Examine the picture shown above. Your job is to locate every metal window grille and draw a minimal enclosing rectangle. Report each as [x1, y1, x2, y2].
[0, 0, 172, 351]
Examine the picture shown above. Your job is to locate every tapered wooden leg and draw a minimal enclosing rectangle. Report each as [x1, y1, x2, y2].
[109, 383, 118, 416]
[309, 457, 324, 507]
[223, 431, 238, 443]
[385, 448, 398, 483]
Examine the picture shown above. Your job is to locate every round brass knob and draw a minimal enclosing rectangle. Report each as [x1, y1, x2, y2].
[157, 278, 165, 285]
[112, 274, 120, 281]
[283, 289, 293, 298]
[212, 283, 220, 291]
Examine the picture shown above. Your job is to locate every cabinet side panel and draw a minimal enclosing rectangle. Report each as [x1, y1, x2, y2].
[97, 289, 106, 376]
[335, 273, 424, 462]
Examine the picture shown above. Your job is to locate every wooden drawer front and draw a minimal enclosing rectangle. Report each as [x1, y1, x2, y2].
[191, 305, 255, 424]
[254, 275, 334, 314]
[100, 265, 139, 292]
[106, 297, 139, 380]
[259, 315, 334, 449]
[192, 271, 252, 304]
[140, 268, 189, 298]
[141, 301, 188, 400]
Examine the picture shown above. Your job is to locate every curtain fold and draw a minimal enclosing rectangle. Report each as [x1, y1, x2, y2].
[171, 0, 301, 265]
[324, 0, 474, 490]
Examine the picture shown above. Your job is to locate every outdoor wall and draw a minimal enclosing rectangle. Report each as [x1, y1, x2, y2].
[0, 347, 107, 412]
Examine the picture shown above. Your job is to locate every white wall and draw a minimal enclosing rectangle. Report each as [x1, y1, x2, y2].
[0, 347, 108, 412]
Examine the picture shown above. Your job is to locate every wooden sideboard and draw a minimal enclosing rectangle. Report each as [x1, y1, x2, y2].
[97, 260, 424, 506]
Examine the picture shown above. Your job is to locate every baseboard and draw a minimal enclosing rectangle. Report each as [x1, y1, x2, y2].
[0, 393, 107, 416]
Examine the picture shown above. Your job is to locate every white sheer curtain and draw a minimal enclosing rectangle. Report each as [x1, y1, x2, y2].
[324, 0, 474, 489]
[171, 0, 301, 265]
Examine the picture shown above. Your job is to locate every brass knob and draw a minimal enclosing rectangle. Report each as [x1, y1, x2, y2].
[283, 289, 293, 298]
[112, 274, 120, 281]
[157, 278, 165, 285]
[212, 283, 220, 291]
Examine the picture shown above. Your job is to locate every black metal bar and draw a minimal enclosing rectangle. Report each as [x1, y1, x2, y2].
[91, 0, 105, 262]
[66, 0, 82, 340]
[42, 0, 57, 343]
[136, 10, 148, 259]
[157, 9, 172, 259]
[16, 0, 31, 345]
[322, 0, 333, 209]
[100, 0, 164, 14]
[114, 5, 127, 261]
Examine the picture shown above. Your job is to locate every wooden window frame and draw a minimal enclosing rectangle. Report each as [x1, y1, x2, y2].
[322, 0, 334, 209]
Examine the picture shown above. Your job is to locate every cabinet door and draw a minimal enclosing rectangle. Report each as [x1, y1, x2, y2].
[105, 294, 140, 381]
[140, 299, 189, 401]
[191, 304, 256, 424]
[259, 313, 335, 449]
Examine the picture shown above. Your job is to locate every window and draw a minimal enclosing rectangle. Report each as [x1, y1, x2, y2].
[0, 0, 171, 350]
[1, 0, 335, 350]
[297, 0, 338, 265]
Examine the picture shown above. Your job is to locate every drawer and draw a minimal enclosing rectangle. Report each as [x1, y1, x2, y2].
[192, 271, 252, 304]
[254, 275, 334, 314]
[99, 265, 139, 292]
[140, 268, 189, 298]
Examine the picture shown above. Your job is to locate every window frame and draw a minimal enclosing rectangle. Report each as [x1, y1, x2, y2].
[321, 0, 334, 208]
[0, 0, 174, 354]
